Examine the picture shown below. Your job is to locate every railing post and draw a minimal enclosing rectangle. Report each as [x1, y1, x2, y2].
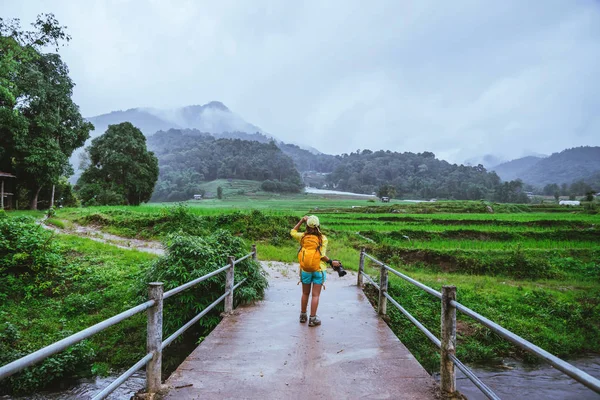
[358, 247, 365, 286]
[225, 256, 235, 313]
[147, 282, 163, 394]
[251, 244, 257, 260]
[378, 264, 388, 316]
[441, 285, 457, 396]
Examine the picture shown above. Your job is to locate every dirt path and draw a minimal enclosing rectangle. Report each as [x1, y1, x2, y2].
[42, 218, 165, 255]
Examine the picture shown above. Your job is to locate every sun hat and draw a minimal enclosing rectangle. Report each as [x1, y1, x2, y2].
[306, 215, 320, 227]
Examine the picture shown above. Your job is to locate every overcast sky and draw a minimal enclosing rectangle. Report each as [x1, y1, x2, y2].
[4, 0, 600, 164]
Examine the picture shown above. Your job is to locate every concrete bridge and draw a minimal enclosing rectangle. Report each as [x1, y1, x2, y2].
[163, 262, 437, 399]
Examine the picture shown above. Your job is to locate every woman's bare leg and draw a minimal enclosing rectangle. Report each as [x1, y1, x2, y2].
[310, 284, 322, 316]
[301, 283, 311, 313]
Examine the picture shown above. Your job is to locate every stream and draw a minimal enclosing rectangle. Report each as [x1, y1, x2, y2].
[3, 356, 599, 399]
[454, 356, 600, 399]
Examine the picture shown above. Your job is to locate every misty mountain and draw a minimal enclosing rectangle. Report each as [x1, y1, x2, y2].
[463, 154, 506, 169]
[146, 129, 302, 201]
[517, 146, 600, 186]
[491, 156, 545, 182]
[87, 101, 264, 137]
[71, 101, 293, 182]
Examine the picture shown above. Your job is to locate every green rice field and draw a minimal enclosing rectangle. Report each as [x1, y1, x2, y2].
[39, 197, 600, 372]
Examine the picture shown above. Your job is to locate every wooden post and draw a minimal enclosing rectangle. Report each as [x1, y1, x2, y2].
[1, 180, 4, 209]
[225, 256, 235, 313]
[251, 244, 257, 260]
[378, 264, 388, 316]
[147, 282, 163, 394]
[50, 184, 55, 209]
[441, 285, 457, 396]
[357, 247, 365, 286]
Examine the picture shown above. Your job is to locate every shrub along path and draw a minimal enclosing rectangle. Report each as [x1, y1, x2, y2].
[163, 262, 437, 399]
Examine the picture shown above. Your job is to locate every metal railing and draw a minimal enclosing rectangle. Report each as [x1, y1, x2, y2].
[357, 248, 600, 399]
[0, 244, 258, 399]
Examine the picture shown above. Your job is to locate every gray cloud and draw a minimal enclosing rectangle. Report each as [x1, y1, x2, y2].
[4, 0, 600, 163]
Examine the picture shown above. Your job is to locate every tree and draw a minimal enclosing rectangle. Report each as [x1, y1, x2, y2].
[1, 14, 89, 209]
[377, 184, 397, 199]
[585, 191, 594, 202]
[543, 183, 559, 196]
[14, 52, 93, 208]
[569, 180, 592, 196]
[77, 122, 158, 206]
[217, 186, 223, 199]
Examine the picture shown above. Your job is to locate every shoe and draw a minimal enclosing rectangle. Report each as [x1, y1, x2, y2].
[299, 312, 307, 323]
[308, 315, 321, 327]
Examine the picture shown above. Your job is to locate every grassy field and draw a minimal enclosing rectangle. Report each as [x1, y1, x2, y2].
[4, 197, 599, 380]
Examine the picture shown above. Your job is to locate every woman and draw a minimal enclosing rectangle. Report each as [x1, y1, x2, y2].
[291, 215, 341, 327]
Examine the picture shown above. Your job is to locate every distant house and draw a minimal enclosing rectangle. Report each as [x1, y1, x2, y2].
[559, 200, 580, 206]
[193, 194, 203, 200]
[0, 171, 16, 209]
[381, 197, 390, 203]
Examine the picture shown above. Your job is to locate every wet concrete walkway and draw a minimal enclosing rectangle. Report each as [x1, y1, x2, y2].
[163, 262, 437, 400]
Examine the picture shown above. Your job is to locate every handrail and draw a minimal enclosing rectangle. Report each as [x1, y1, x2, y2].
[163, 264, 230, 299]
[0, 299, 155, 380]
[451, 299, 600, 394]
[91, 353, 154, 400]
[0, 246, 258, 399]
[359, 250, 600, 398]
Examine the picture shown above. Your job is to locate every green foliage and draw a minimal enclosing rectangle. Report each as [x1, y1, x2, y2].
[217, 186, 223, 199]
[261, 179, 302, 193]
[0, 14, 91, 210]
[138, 230, 268, 337]
[377, 184, 396, 199]
[0, 215, 156, 394]
[148, 129, 303, 201]
[0, 323, 95, 394]
[0, 216, 63, 278]
[326, 150, 527, 202]
[77, 122, 158, 206]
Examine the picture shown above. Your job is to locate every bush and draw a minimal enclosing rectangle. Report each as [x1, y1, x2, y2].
[0, 216, 63, 278]
[138, 230, 268, 336]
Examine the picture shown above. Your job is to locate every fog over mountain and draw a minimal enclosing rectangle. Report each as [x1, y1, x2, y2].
[87, 101, 264, 139]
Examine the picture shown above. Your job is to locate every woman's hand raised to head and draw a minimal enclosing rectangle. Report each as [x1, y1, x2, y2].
[302, 216, 309, 223]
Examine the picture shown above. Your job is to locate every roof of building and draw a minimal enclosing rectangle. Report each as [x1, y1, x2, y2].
[0, 172, 16, 178]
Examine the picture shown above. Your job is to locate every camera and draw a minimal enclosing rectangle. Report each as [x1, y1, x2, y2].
[332, 260, 347, 277]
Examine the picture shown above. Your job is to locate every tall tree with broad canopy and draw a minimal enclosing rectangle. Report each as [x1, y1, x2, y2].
[77, 122, 159, 206]
[0, 14, 91, 209]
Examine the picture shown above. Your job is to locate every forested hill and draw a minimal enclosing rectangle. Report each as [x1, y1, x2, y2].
[147, 129, 303, 201]
[517, 146, 600, 186]
[491, 156, 544, 182]
[326, 150, 519, 201]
